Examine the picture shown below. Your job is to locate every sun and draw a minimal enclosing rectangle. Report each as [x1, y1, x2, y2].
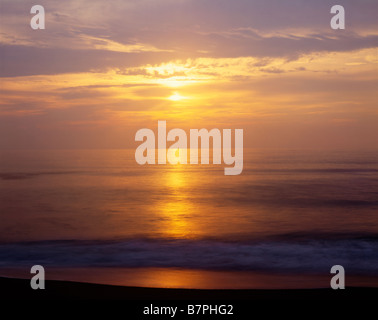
[168, 92, 185, 101]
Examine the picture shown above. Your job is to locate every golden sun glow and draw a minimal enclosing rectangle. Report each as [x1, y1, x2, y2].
[167, 148, 187, 165]
[168, 92, 186, 101]
[155, 168, 194, 239]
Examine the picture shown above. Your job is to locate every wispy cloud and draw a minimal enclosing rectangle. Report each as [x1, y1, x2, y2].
[0, 0, 377, 149]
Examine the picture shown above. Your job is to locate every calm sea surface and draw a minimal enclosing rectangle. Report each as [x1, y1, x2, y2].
[1, 149, 377, 288]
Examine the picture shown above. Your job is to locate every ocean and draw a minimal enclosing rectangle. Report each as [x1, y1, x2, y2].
[1, 148, 377, 288]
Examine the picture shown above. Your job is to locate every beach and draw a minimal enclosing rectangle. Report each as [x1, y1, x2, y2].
[1, 149, 378, 292]
[2, 277, 378, 301]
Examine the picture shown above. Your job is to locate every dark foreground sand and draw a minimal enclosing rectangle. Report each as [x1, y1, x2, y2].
[1, 277, 377, 300]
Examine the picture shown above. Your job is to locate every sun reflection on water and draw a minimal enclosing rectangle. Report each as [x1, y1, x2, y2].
[156, 165, 195, 239]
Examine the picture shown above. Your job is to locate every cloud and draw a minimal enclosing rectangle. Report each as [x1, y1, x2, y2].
[1, 0, 378, 77]
[0, 0, 377, 149]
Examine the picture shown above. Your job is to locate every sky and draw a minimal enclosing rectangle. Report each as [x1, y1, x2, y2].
[0, 0, 377, 149]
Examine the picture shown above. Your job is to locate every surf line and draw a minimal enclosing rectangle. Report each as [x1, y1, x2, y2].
[135, 121, 243, 175]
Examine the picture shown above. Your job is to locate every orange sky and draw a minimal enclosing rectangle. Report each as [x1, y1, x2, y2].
[0, 0, 377, 149]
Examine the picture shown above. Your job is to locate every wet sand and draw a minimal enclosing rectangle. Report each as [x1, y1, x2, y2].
[1, 277, 377, 300]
